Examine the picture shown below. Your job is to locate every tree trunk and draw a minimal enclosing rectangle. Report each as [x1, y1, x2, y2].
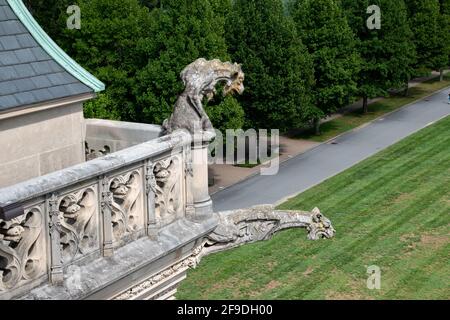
[362, 96, 369, 114]
[403, 82, 409, 97]
[440, 69, 444, 82]
[313, 118, 321, 136]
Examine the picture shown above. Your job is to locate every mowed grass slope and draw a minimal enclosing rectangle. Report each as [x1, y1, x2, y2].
[177, 116, 450, 300]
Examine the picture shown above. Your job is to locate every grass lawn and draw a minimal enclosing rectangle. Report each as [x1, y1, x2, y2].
[296, 74, 450, 142]
[177, 116, 450, 300]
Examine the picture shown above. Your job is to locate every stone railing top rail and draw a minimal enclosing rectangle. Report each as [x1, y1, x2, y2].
[0, 129, 192, 219]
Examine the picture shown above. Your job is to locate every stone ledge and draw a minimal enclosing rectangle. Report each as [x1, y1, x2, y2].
[20, 216, 218, 300]
[0, 129, 191, 210]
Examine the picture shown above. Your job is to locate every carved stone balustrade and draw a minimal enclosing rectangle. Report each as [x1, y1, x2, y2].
[0, 129, 217, 300]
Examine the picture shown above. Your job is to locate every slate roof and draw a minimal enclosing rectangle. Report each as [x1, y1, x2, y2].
[0, 0, 94, 112]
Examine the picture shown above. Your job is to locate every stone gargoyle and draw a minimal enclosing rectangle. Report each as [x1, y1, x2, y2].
[163, 58, 245, 134]
[202, 205, 335, 256]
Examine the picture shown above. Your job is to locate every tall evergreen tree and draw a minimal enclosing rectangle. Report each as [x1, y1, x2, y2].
[134, 0, 240, 126]
[292, 0, 361, 134]
[24, 0, 71, 40]
[226, 0, 316, 131]
[405, 0, 449, 78]
[439, 0, 450, 78]
[342, 0, 416, 113]
[59, 0, 154, 121]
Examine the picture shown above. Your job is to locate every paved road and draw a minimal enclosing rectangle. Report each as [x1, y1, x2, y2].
[212, 87, 450, 211]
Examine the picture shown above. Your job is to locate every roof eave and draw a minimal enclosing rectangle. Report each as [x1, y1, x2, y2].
[0, 92, 96, 120]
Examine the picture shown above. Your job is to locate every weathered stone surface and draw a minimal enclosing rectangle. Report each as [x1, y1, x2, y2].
[0, 129, 191, 208]
[85, 119, 163, 157]
[202, 205, 335, 256]
[163, 58, 245, 134]
[0, 102, 86, 188]
[20, 216, 217, 300]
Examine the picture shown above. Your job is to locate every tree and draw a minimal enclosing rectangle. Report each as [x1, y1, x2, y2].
[405, 0, 449, 79]
[226, 0, 316, 132]
[342, 0, 416, 113]
[24, 0, 71, 40]
[134, 0, 237, 126]
[58, 0, 154, 121]
[292, 0, 361, 134]
[439, 0, 450, 78]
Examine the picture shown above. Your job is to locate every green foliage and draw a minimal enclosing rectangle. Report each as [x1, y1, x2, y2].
[292, 0, 361, 116]
[206, 96, 245, 133]
[405, 0, 449, 75]
[58, 0, 154, 121]
[83, 93, 121, 120]
[23, 0, 71, 40]
[134, 0, 232, 125]
[439, 0, 450, 66]
[342, 0, 416, 101]
[25, 0, 447, 132]
[226, 0, 317, 132]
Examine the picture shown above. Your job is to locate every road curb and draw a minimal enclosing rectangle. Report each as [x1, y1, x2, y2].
[211, 84, 450, 199]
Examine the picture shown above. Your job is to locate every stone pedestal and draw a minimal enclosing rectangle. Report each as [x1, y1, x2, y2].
[189, 131, 215, 221]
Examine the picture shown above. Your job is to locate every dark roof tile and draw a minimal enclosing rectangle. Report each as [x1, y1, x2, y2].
[0, 94, 18, 109]
[0, 65, 18, 81]
[0, 20, 26, 35]
[14, 91, 35, 105]
[14, 48, 36, 63]
[30, 88, 53, 101]
[29, 75, 52, 89]
[13, 63, 36, 78]
[15, 33, 37, 48]
[0, 6, 17, 21]
[0, 49, 19, 65]
[0, 2, 93, 112]
[0, 79, 18, 95]
[0, 34, 20, 50]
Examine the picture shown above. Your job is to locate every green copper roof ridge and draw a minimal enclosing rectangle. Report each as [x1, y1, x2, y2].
[7, 0, 105, 92]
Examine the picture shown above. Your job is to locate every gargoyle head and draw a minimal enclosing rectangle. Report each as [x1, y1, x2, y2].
[181, 58, 245, 100]
[223, 69, 245, 96]
[110, 179, 129, 200]
[154, 163, 170, 183]
[309, 207, 335, 240]
[60, 196, 82, 219]
[0, 219, 25, 243]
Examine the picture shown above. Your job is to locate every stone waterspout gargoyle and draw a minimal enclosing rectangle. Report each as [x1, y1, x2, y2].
[202, 205, 335, 256]
[163, 58, 245, 134]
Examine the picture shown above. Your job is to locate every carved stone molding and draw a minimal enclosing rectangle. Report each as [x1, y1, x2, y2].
[58, 187, 99, 264]
[0, 206, 46, 292]
[151, 156, 183, 225]
[85, 142, 111, 161]
[113, 245, 203, 300]
[109, 170, 144, 242]
[203, 205, 335, 256]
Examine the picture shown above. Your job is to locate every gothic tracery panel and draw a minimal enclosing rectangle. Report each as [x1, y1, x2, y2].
[58, 187, 99, 264]
[109, 170, 144, 242]
[150, 155, 184, 225]
[0, 206, 47, 292]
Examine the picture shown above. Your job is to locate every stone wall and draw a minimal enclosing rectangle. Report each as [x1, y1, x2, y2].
[0, 102, 85, 188]
[0, 129, 216, 300]
[85, 119, 162, 157]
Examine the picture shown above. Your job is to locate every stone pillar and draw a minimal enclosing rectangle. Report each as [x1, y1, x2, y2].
[48, 193, 64, 284]
[146, 160, 158, 240]
[189, 131, 215, 221]
[100, 176, 114, 257]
